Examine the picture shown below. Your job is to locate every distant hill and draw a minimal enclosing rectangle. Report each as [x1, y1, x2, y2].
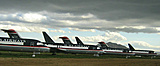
[155, 52, 160, 55]
[106, 42, 128, 49]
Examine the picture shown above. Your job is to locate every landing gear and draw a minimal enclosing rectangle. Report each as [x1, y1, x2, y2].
[93, 54, 99, 57]
[32, 54, 36, 57]
[32, 52, 41, 57]
[126, 56, 130, 59]
[151, 56, 156, 59]
[32, 52, 36, 57]
[52, 52, 56, 55]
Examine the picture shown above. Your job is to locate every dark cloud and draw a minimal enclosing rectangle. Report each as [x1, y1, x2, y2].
[0, 0, 160, 33]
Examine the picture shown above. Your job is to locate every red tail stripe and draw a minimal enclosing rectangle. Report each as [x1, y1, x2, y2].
[98, 41, 106, 44]
[59, 37, 69, 40]
[8, 29, 17, 33]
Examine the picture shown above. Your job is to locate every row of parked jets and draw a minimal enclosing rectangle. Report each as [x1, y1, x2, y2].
[0, 29, 157, 58]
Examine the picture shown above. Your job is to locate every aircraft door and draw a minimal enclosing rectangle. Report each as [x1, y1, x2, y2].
[123, 50, 129, 52]
[88, 46, 97, 50]
[30, 42, 35, 46]
[149, 51, 154, 53]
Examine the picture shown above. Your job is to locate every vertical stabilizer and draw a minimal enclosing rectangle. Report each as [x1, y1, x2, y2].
[75, 37, 84, 45]
[59, 37, 72, 45]
[128, 43, 135, 51]
[98, 41, 109, 49]
[42, 32, 55, 43]
[1, 29, 20, 38]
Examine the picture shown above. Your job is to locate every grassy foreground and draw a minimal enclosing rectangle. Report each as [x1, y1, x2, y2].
[0, 51, 160, 66]
[0, 58, 160, 66]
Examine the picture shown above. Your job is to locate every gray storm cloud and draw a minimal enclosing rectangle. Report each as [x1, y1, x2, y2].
[0, 0, 160, 33]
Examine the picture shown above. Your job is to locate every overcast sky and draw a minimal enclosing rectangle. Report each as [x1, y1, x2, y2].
[0, 0, 160, 52]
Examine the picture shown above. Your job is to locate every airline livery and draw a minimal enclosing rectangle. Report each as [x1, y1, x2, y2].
[0, 29, 50, 57]
[98, 42, 135, 57]
[128, 44, 157, 58]
[0, 29, 157, 58]
[42, 32, 104, 56]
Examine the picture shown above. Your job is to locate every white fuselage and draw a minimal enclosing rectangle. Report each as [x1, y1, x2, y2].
[103, 49, 135, 56]
[131, 51, 157, 56]
[45, 44, 104, 54]
[0, 39, 50, 52]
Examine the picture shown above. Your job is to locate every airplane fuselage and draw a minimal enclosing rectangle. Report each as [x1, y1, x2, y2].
[103, 49, 135, 56]
[45, 44, 104, 54]
[131, 51, 157, 56]
[0, 37, 50, 52]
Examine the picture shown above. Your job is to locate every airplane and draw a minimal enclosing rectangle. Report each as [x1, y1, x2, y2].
[0, 29, 50, 57]
[98, 41, 135, 57]
[128, 44, 157, 58]
[42, 31, 65, 55]
[42, 32, 104, 56]
[75, 37, 135, 58]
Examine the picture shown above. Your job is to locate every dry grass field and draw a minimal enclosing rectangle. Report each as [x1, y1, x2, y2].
[0, 52, 160, 66]
[0, 58, 160, 66]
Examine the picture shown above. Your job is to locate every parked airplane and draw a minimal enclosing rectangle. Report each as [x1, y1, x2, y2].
[128, 44, 157, 57]
[0, 29, 50, 57]
[98, 41, 135, 57]
[42, 32, 104, 56]
[42, 32, 65, 55]
[75, 37, 135, 57]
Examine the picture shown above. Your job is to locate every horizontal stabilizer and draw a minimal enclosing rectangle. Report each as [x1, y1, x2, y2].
[1, 29, 20, 38]
[59, 37, 69, 40]
[59, 36, 73, 45]
[1, 29, 17, 33]
[98, 41, 109, 49]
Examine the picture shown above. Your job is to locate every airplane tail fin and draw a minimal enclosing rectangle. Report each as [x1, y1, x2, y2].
[75, 37, 84, 45]
[59, 37, 73, 45]
[42, 32, 55, 44]
[98, 41, 109, 49]
[1, 29, 20, 38]
[128, 43, 135, 51]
